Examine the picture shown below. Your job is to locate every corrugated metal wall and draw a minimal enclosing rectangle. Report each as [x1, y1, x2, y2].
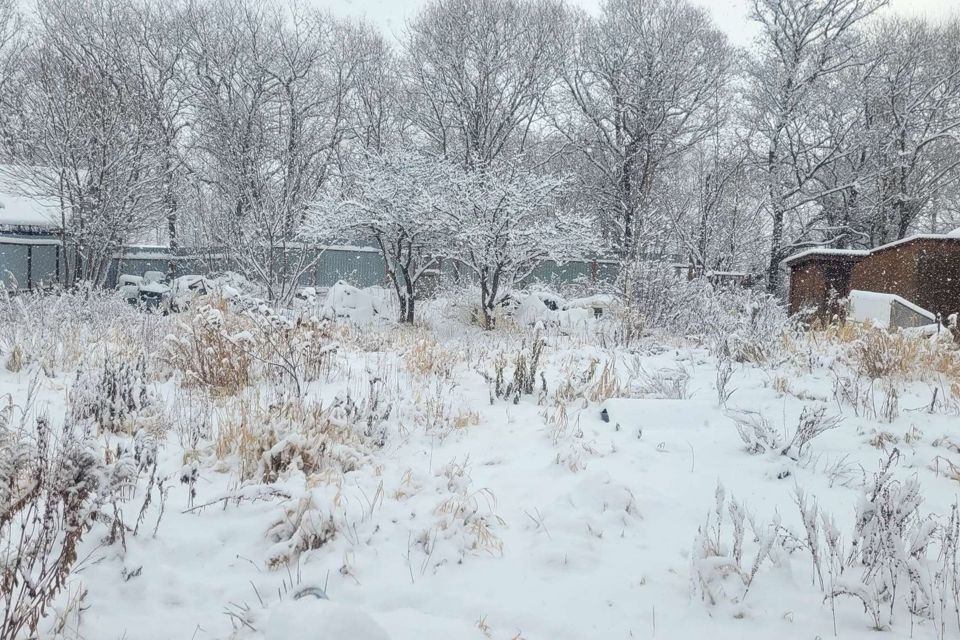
[0, 241, 622, 293]
[0, 240, 60, 290]
[110, 248, 621, 291]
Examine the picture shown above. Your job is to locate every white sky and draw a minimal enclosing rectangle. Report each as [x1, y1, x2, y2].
[314, 0, 958, 45]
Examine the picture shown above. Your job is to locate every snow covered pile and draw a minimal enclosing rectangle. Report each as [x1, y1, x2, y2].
[264, 599, 391, 640]
[320, 280, 383, 323]
[848, 289, 936, 329]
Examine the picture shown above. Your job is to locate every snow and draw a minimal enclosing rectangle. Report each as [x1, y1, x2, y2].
[0, 234, 61, 245]
[514, 291, 593, 332]
[3, 289, 960, 640]
[948, 227, 960, 238]
[782, 247, 869, 265]
[848, 288, 936, 328]
[265, 599, 391, 640]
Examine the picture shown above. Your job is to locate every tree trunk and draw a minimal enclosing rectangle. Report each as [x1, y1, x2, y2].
[766, 207, 784, 294]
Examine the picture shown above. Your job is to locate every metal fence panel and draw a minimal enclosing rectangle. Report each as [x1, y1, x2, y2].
[0, 244, 28, 289]
[31, 245, 59, 287]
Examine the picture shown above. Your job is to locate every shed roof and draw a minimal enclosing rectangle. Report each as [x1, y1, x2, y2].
[784, 233, 960, 267]
[782, 247, 869, 266]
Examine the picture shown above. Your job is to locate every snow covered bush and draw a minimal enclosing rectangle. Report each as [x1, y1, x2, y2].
[69, 353, 153, 434]
[0, 287, 160, 375]
[830, 450, 942, 631]
[163, 301, 254, 395]
[402, 331, 459, 381]
[729, 407, 841, 460]
[216, 387, 389, 484]
[617, 261, 790, 362]
[483, 334, 547, 404]
[849, 327, 923, 381]
[691, 483, 784, 607]
[0, 417, 118, 639]
[265, 492, 337, 569]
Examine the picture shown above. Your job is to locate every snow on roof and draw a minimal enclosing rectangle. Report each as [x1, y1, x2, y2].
[0, 234, 61, 246]
[868, 233, 960, 253]
[782, 247, 869, 265]
[785, 231, 960, 266]
[0, 165, 63, 230]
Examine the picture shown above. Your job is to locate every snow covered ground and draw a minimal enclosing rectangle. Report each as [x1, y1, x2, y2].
[2, 288, 960, 640]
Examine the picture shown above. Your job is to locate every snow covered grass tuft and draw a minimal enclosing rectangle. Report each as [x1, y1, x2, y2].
[214, 389, 387, 484]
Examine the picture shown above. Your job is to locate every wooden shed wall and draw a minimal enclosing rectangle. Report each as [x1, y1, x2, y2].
[915, 240, 960, 319]
[850, 243, 920, 301]
[789, 262, 827, 315]
[789, 257, 858, 318]
[789, 238, 960, 324]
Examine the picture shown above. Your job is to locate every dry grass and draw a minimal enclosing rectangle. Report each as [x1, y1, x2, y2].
[850, 328, 922, 380]
[163, 300, 253, 395]
[554, 354, 631, 405]
[412, 379, 480, 440]
[214, 392, 375, 483]
[403, 331, 459, 380]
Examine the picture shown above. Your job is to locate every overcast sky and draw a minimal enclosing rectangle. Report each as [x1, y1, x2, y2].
[314, 0, 958, 45]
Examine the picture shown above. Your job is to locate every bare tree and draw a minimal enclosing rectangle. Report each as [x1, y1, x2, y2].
[184, 0, 355, 303]
[125, 0, 192, 274]
[864, 17, 960, 243]
[344, 21, 401, 153]
[0, 0, 25, 156]
[746, 0, 886, 292]
[8, 0, 169, 286]
[559, 0, 733, 256]
[402, 0, 567, 167]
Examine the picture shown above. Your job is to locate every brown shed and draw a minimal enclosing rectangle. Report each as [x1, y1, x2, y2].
[786, 234, 960, 323]
[785, 249, 867, 320]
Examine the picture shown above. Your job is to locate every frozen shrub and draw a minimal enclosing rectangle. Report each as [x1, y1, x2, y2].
[265, 493, 337, 569]
[691, 483, 783, 606]
[484, 334, 546, 404]
[618, 260, 790, 362]
[163, 302, 253, 394]
[69, 353, 151, 434]
[633, 363, 691, 399]
[849, 328, 921, 380]
[0, 287, 160, 375]
[216, 386, 390, 483]
[553, 352, 631, 404]
[830, 450, 936, 630]
[729, 407, 840, 460]
[0, 418, 116, 639]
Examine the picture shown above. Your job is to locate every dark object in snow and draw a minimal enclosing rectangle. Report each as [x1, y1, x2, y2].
[600, 408, 609, 423]
[777, 469, 792, 480]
